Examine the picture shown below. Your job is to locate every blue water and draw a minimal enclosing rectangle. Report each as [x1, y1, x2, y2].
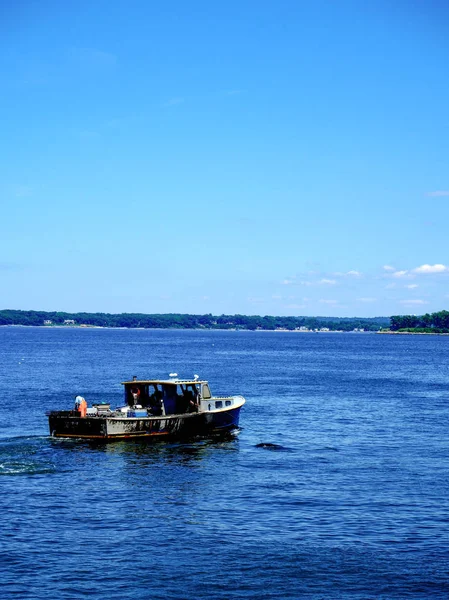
[1, 327, 448, 599]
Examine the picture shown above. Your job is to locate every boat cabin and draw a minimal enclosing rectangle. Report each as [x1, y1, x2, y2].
[121, 379, 210, 416]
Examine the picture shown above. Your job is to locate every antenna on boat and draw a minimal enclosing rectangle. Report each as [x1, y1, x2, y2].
[194, 374, 199, 380]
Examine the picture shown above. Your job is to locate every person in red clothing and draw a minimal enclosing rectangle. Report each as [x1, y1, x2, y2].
[79, 397, 87, 417]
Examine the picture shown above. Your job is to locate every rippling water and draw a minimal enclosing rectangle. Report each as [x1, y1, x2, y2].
[1, 327, 448, 599]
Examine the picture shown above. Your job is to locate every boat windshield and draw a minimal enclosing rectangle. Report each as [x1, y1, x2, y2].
[124, 382, 200, 415]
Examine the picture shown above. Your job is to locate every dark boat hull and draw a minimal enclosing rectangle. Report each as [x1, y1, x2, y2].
[48, 407, 242, 441]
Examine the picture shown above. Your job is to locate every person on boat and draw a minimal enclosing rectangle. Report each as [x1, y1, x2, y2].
[148, 386, 163, 415]
[181, 387, 198, 412]
[131, 387, 141, 406]
[75, 396, 87, 418]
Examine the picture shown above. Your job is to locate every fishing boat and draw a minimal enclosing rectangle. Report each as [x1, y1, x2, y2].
[48, 375, 245, 440]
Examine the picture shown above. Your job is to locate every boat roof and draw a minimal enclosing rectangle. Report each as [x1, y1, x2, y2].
[121, 379, 207, 386]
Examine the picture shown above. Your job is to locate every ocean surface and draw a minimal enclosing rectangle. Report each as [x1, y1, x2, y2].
[1, 327, 448, 599]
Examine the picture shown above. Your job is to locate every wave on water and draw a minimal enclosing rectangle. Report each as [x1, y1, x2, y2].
[255, 442, 291, 451]
[0, 462, 56, 476]
[0, 435, 56, 476]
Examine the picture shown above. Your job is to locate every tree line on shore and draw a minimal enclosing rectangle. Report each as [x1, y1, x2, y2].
[390, 310, 449, 333]
[0, 310, 389, 331]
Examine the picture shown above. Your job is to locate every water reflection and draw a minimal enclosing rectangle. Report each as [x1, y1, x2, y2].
[49, 430, 240, 464]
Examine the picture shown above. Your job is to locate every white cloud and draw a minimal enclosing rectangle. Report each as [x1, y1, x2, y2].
[399, 299, 428, 305]
[358, 297, 377, 303]
[426, 191, 449, 197]
[383, 265, 395, 271]
[284, 278, 336, 287]
[392, 270, 408, 278]
[413, 264, 448, 274]
[333, 270, 362, 277]
[319, 279, 337, 285]
[406, 284, 418, 289]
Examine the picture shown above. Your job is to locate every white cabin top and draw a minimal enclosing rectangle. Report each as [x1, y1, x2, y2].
[121, 379, 207, 386]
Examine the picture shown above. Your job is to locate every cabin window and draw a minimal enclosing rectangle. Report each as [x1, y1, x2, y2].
[202, 384, 211, 399]
[161, 384, 178, 415]
[127, 384, 144, 406]
[215, 401, 223, 409]
[147, 384, 163, 416]
[225, 400, 232, 407]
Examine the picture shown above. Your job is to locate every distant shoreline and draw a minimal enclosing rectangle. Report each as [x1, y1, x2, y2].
[1, 324, 374, 333]
[0, 310, 388, 332]
[378, 330, 449, 336]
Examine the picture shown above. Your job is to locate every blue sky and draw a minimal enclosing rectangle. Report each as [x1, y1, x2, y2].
[1, 0, 449, 317]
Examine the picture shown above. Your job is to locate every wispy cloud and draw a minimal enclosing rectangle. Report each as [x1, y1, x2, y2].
[282, 276, 317, 286]
[399, 299, 428, 305]
[319, 278, 337, 285]
[413, 264, 448, 274]
[333, 270, 362, 277]
[406, 284, 419, 289]
[164, 97, 185, 107]
[293, 278, 336, 286]
[392, 270, 409, 278]
[0, 262, 23, 271]
[426, 190, 449, 197]
[105, 118, 125, 129]
[383, 265, 395, 272]
[77, 130, 100, 139]
[12, 185, 33, 198]
[357, 297, 377, 303]
[69, 47, 117, 68]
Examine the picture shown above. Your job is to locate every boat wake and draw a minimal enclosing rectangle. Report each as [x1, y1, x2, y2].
[0, 435, 56, 476]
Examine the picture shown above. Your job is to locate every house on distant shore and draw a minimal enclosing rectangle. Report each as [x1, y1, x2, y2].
[63, 319, 76, 325]
[44, 320, 52, 325]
